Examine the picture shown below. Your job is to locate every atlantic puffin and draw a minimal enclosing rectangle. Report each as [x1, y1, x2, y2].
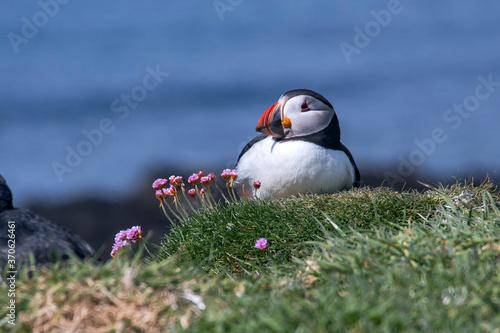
[0, 174, 96, 269]
[235, 89, 360, 199]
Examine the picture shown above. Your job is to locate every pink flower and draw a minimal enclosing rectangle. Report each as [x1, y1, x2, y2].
[254, 238, 268, 250]
[188, 173, 199, 185]
[253, 181, 261, 189]
[167, 186, 178, 196]
[110, 239, 129, 257]
[169, 175, 176, 185]
[197, 171, 204, 178]
[188, 189, 196, 198]
[200, 188, 206, 198]
[114, 230, 128, 243]
[174, 176, 184, 187]
[127, 226, 142, 243]
[223, 169, 239, 187]
[200, 176, 211, 186]
[116, 239, 129, 248]
[209, 173, 216, 181]
[221, 169, 232, 180]
[111, 226, 144, 257]
[155, 189, 166, 201]
[152, 178, 169, 190]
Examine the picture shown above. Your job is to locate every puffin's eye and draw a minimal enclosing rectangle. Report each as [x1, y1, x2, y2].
[301, 101, 310, 112]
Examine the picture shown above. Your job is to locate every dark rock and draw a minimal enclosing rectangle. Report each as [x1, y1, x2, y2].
[0, 175, 96, 270]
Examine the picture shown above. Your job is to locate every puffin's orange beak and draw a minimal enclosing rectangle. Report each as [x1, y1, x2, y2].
[255, 101, 285, 138]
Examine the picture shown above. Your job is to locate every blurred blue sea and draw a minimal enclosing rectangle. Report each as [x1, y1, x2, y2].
[1, 1, 499, 204]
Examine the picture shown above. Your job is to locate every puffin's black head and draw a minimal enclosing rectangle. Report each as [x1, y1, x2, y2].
[0, 174, 14, 213]
[255, 89, 340, 141]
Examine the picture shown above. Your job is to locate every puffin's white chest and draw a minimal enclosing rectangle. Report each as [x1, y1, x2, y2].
[236, 137, 355, 198]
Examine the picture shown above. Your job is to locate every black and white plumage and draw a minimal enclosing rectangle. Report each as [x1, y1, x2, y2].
[0, 175, 96, 269]
[235, 89, 360, 199]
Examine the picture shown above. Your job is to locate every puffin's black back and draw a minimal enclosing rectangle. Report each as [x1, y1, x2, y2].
[0, 175, 96, 269]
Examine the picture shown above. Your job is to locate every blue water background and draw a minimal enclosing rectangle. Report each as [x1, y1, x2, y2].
[1, 1, 499, 204]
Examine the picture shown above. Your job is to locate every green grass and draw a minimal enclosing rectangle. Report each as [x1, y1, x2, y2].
[155, 186, 442, 273]
[2, 181, 500, 332]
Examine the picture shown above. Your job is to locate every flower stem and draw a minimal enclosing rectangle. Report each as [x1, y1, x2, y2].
[213, 181, 231, 204]
[204, 187, 214, 208]
[160, 201, 177, 226]
[207, 184, 218, 206]
[174, 197, 190, 219]
[194, 185, 207, 208]
[227, 183, 239, 202]
[181, 187, 198, 212]
[162, 197, 182, 222]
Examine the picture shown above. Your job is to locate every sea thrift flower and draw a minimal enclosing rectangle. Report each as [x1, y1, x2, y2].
[169, 175, 176, 185]
[111, 236, 129, 258]
[223, 169, 238, 187]
[221, 169, 232, 180]
[253, 181, 261, 196]
[254, 238, 268, 250]
[200, 176, 211, 186]
[174, 176, 184, 186]
[200, 188, 206, 198]
[155, 188, 170, 201]
[116, 239, 129, 248]
[110, 239, 129, 257]
[198, 171, 204, 178]
[127, 226, 143, 243]
[167, 186, 178, 196]
[188, 173, 199, 185]
[111, 226, 143, 257]
[155, 190, 164, 200]
[152, 178, 169, 190]
[114, 230, 128, 243]
[209, 173, 216, 181]
[188, 189, 196, 198]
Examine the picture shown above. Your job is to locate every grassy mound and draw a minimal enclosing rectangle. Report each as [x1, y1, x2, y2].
[156, 185, 444, 273]
[2, 181, 499, 332]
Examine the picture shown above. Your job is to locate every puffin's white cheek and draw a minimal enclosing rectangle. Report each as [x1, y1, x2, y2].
[303, 113, 332, 134]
